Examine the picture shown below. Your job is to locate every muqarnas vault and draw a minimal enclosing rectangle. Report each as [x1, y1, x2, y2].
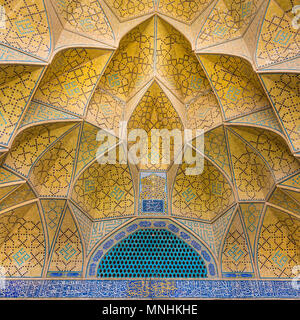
[0, 0, 299, 299]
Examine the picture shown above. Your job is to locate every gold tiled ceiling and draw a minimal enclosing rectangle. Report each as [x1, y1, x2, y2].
[0, 0, 298, 281]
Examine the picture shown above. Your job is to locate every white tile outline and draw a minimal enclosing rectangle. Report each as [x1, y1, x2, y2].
[0, 265, 6, 291]
[0, 5, 5, 31]
[291, 265, 300, 290]
[292, 5, 300, 30]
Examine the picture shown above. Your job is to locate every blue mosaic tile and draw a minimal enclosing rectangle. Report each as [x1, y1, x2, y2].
[0, 280, 299, 298]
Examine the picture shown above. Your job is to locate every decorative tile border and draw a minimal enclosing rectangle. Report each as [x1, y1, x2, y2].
[0, 280, 299, 298]
[87, 219, 217, 278]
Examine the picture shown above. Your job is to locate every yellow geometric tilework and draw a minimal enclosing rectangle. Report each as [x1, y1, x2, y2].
[0, 0, 51, 59]
[226, 128, 274, 200]
[99, 18, 154, 100]
[186, 90, 223, 131]
[260, 73, 300, 152]
[0, 183, 36, 212]
[40, 199, 66, 253]
[20, 101, 79, 129]
[239, 202, 264, 256]
[29, 125, 80, 197]
[69, 202, 92, 252]
[280, 172, 300, 190]
[0, 167, 22, 185]
[75, 122, 118, 176]
[158, 0, 209, 23]
[177, 205, 235, 258]
[172, 156, 234, 221]
[86, 88, 124, 134]
[34, 48, 113, 116]
[140, 174, 166, 200]
[202, 126, 232, 180]
[52, 0, 114, 41]
[156, 17, 210, 102]
[256, 0, 300, 68]
[257, 206, 300, 278]
[229, 107, 283, 134]
[0, 44, 43, 63]
[0, 64, 44, 145]
[284, 189, 300, 205]
[71, 150, 135, 220]
[269, 187, 300, 217]
[0, 185, 20, 202]
[104, 0, 154, 20]
[127, 81, 183, 170]
[198, 54, 270, 120]
[230, 126, 300, 182]
[221, 210, 254, 275]
[275, 0, 297, 17]
[0, 0, 298, 283]
[47, 207, 83, 274]
[0, 202, 45, 277]
[196, 0, 260, 49]
[139, 172, 167, 215]
[4, 122, 77, 177]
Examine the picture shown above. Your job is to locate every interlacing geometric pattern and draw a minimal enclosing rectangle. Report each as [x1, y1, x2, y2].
[0, 203, 45, 277]
[71, 155, 135, 219]
[127, 81, 183, 170]
[0, 0, 299, 299]
[104, 0, 211, 22]
[33, 48, 113, 116]
[99, 18, 154, 100]
[0, 0, 51, 60]
[221, 209, 254, 277]
[158, 0, 210, 23]
[0, 65, 44, 145]
[196, 0, 261, 49]
[172, 156, 234, 221]
[51, 0, 114, 42]
[156, 18, 211, 102]
[198, 54, 270, 120]
[104, 0, 154, 20]
[139, 172, 168, 215]
[260, 73, 300, 153]
[257, 206, 300, 278]
[256, 0, 299, 68]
